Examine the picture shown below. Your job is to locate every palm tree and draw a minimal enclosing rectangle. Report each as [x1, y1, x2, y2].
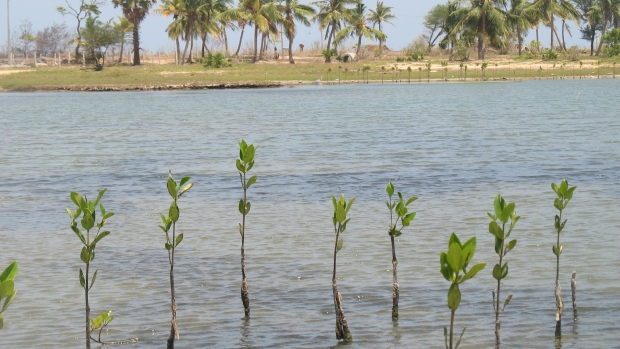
[532, 0, 580, 50]
[335, 0, 385, 58]
[154, 0, 185, 64]
[279, 0, 315, 63]
[368, 1, 395, 54]
[591, 0, 620, 55]
[113, 16, 134, 63]
[196, 0, 232, 59]
[112, 0, 157, 65]
[452, 0, 508, 60]
[313, 0, 356, 62]
[506, 0, 539, 55]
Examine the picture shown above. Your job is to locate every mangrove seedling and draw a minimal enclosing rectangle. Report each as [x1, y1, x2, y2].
[385, 182, 417, 320]
[331, 194, 355, 341]
[90, 310, 115, 343]
[407, 66, 412, 83]
[0, 261, 18, 330]
[487, 194, 519, 348]
[160, 171, 194, 349]
[237, 140, 257, 318]
[67, 189, 113, 349]
[551, 179, 577, 343]
[440, 233, 486, 349]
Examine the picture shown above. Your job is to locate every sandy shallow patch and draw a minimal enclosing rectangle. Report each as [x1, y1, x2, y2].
[0, 70, 34, 75]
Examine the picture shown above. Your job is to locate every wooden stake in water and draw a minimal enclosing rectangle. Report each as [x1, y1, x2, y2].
[571, 271, 578, 321]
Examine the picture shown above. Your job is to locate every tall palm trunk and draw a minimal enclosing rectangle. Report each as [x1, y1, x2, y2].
[252, 26, 259, 63]
[259, 33, 266, 60]
[223, 28, 229, 56]
[288, 31, 295, 64]
[175, 37, 181, 64]
[118, 40, 125, 63]
[517, 27, 522, 55]
[181, 22, 192, 65]
[235, 24, 246, 57]
[325, 22, 335, 62]
[378, 20, 383, 54]
[356, 33, 363, 57]
[188, 32, 194, 63]
[201, 33, 207, 58]
[590, 37, 594, 56]
[133, 21, 141, 65]
[596, 20, 608, 56]
[478, 13, 486, 60]
[550, 14, 554, 48]
[561, 21, 566, 50]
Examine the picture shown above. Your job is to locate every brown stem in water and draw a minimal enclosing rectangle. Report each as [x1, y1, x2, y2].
[333, 230, 351, 341]
[167, 221, 179, 349]
[449, 309, 455, 349]
[555, 212, 563, 342]
[571, 271, 578, 321]
[391, 235, 399, 320]
[241, 172, 250, 318]
[85, 260, 91, 349]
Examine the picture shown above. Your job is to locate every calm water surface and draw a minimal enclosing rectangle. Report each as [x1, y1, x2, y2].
[1, 80, 619, 348]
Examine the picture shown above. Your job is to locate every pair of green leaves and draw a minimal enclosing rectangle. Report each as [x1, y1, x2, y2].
[79, 268, 98, 290]
[552, 179, 576, 213]
[440, 233, 486, 310]
[386, 182, 417, 236]
[90, 310, 115, 331]
[332, 194, 355, 253]
[0, 262, 18, 330]
[237, 140, 256, 174]
[68, 190, 114, 233]
[167, 172, 194, 200]
[444, 326, 466, 349]
[239, 200, 251, 215]
[492, 292, 513, 313]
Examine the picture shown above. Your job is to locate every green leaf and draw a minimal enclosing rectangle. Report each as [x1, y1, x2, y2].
[81, 213, 95, 231]
[488, 221, 503, 239]
[493, 194, 503, 218]
[103, 212, 114, 220]
[0, 262, 18, 283]
[448, 284, 461, 311]
[245, 202, 251, 215]
[94, 188, 107, 207]
[92, 231, 110, 247]
[494, 237, 502, 255]
[449, 233, 462, 248]
[176, 233, 184, 247]
[79, 269, 85, 288]
[239, 199, 245, 215]
[386, 182, 394, 197]
[90, 270, 98, 290]
[565, 186, 577, 200]
[502, 295, 513, 311]
[447, 243, 463, 272]
[247, 176, 257, 189]
[1, 290, 16, 313]
[406, 196, 418, 206]
[335, 205, 346, 223]
[66, 208, 73, 219]
[392, 230, 402, 237]
[492, 264, 503, 280]
[243, 144, 255, 163]
[346, 197, 356, 214]
[70, 191, 85, 209]
[0, 313, 4, 329]
[165, 243, 172, 251]
[551, 182, 560, 196]
[80, 247, 90, 264]
[0, 280, 14, 298]
[336, 239, 343, 251]
[169, 201, 179, 222]
[236, 159, 245, 172]
[461, 237, 477, 265]
[403, 212, 416, 226]
[500, 202, 515, 224]
[559, 179, 568, 195]
[505, 239, 517, 255]
[179, 176, 191, 187]
[167, 176, 177, 199]
[460, 263, 485, 283]
[440, 252, 452, 281]
[455, 327, 467, 349]
[178, 182, 194, 197]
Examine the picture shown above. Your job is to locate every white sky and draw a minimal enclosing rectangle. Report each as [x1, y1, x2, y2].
[1, 0, 587, 53]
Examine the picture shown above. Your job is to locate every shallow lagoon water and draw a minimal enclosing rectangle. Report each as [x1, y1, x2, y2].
[0, 80, 619, 348]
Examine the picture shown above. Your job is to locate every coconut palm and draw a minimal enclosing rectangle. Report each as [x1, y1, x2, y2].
[368, 1, 395, 54]
[506, 0, 540, 55]
[335, 0, 385, 58]
[278, 0, 315, 63]
[452, 0, 508, 60]
[196, 0, 232, 58]
[591, 0, 620, 55]
[313, 0, 356, 62]
[112, 0, 157, 65]
[154, 0, 185, 64]
[113, 16, 134, 63]
[532, 0, 580, 50]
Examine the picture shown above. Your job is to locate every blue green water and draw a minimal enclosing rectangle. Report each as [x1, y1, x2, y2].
[1, 80, 619, 348]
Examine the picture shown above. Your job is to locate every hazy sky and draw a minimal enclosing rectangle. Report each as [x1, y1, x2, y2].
[2, 0, 581, 54]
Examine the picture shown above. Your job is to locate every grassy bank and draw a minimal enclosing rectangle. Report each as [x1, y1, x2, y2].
[0, 55, 618, 91]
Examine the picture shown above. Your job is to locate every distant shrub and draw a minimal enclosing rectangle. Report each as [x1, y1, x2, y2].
[602, 28, 620, 57]
[542, 49, 558, 61]
[450, 42, 471, 62]
[201, 52, 232, 68]
[563, 46, 580, 61]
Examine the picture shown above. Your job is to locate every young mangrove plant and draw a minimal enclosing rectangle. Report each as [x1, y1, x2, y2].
[551, 179, 577, 343]
[385, 182, 417, 320]
[331, 194, 355, 341]
[0, 261, 18, 330]
[440, 233, 486, 349]
[237, 140, 257, 318]
[487, 194, 519, 348]
[67, 189, 113, 349]
[90, 310, 115, 343]
[160, 171, 194, 349]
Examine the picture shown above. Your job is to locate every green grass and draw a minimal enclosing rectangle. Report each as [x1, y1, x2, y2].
[0, 55, 617, 91]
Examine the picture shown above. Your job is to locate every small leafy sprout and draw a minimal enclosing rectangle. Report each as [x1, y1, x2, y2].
[551, 179, 577, 342]
[487, 194, 519, 347]
[440, 233, 486, 349]
[0, 262, 18, 330]
[160, 171, 194, 348]
[67, 189, 112, 349]
[237, 139, 257, 318]
[331, 194, 355, 341]
[90, 310, 115, 343]
[386, 182, 417, 320]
